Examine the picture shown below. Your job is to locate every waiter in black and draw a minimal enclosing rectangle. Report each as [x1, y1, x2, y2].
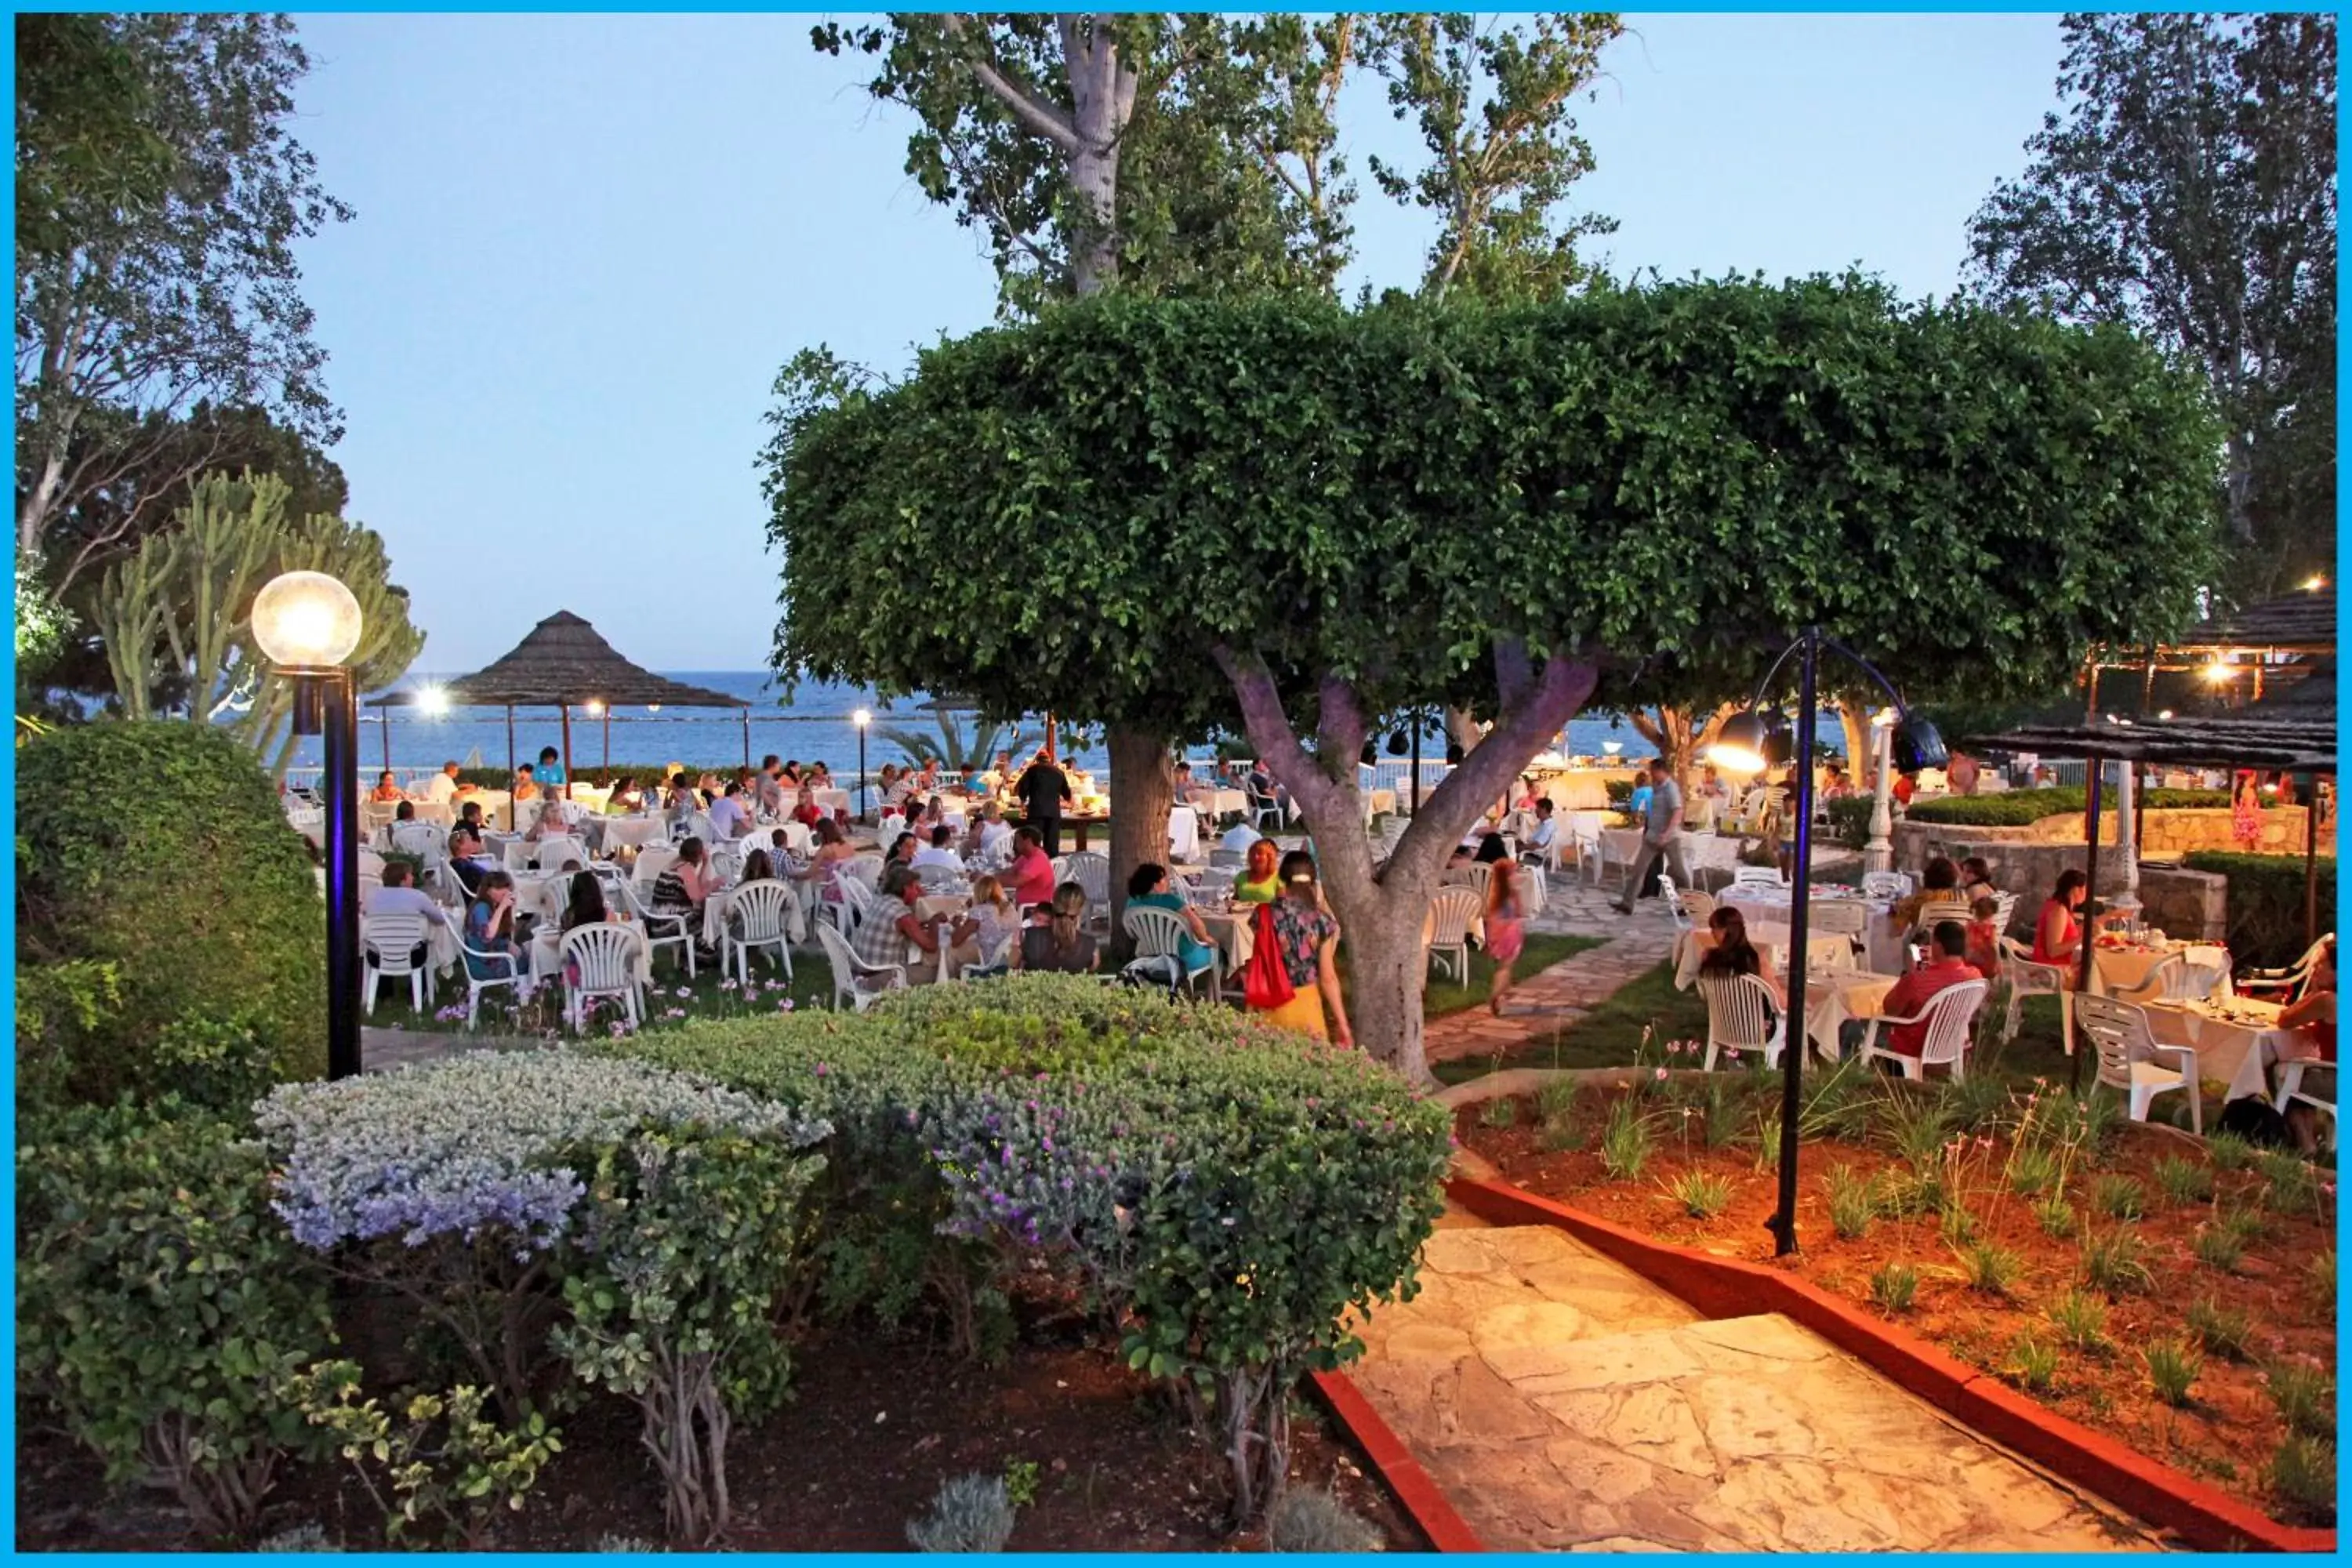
[1014, 749, 1074, 857]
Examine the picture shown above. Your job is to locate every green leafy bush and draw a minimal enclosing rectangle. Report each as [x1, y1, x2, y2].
[1907, 786, 2227, 828]
[16, 721, 326, 1104]
[2080, 1228, 2154, 1294]
[1823, 795, 1876, 851]
[608, 975, 1450, 1528]
[1958, 1239, 2022, 1295]
[2034, 1194, 2076, 1238]
[16, 1102, 337, 1540]
[2266, 1363, 2336, 1440]
[2183, 851, 2337, 970]
[2091, 1174, 2144, 1220]
[288, 1368, 561, 1547]
[2191, 1222, 2244, 1274]
[2154, 1154, 2215, 1207]
[1600, 1097, 1655, 1180]
[554, 1127, 826, 1544]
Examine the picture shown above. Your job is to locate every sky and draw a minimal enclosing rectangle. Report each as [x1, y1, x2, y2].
[288, 12, 2071, 674]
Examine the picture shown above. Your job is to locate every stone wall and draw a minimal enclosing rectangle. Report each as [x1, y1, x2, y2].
[1894, 822, 2249, 943]
[1929, 805, 2332, 856]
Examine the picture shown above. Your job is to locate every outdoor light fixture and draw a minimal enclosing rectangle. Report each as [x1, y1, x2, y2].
[2158, 710, 2176, 721]
[852, 707, 873, 822]
[1705, 627, 1944, 1258]
[2305, 575, 2327, 592]
[254, 569, 365, 1082]
[583, 699, 604, 715]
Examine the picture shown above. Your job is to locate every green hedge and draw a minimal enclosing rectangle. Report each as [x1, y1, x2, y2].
[607, 975, 1451, 1523]
[16, 721, 325, 1106]
[2181, 851, 2336, 970]
[1824, 796, 1876, 850]
[1904, 786, 2229, 828]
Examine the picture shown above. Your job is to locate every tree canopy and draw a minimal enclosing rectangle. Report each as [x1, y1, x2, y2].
[1965, 12, 2335, 603]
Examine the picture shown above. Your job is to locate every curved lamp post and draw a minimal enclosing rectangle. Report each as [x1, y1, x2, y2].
[252, 570, 366, 1081]
[1709, 626, 1944, 1257]
[852, 707, 873, 823]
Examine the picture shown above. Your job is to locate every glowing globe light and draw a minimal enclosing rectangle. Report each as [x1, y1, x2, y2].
[251, 572, 362, 668]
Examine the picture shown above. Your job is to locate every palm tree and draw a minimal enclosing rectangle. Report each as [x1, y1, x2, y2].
[873, 710, 1043, 775]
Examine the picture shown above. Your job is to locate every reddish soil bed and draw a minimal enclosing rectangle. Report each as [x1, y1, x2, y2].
[1461, 1083, 2336, 1528]
[17, 1328, 1416, 1552]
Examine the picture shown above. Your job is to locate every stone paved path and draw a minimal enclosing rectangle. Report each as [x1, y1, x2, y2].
[1347, 1217, 2156, 1553]
[1422, 877, 1680, 1066]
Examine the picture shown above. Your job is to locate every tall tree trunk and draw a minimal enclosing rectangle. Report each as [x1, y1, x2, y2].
[1837, 699, 1872, 786]
[1105, 724, 1173, 955]
[1217, 645, 1598, 1083]
[1059, 13, 1137, 299]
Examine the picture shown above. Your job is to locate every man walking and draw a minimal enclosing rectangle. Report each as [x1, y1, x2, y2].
[1613, 757, 1689, 913]
[1015, 749, 1073, 856]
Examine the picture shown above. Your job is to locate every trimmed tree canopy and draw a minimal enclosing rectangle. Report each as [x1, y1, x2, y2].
[768, 276, 2218, 1079]
[774, 277, 2216, 720]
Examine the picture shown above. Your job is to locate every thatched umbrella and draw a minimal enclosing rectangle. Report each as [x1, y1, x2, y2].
[368, 611, 750, 822]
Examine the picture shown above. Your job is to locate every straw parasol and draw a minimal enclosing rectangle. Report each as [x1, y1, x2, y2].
[368, 612, 752, 804]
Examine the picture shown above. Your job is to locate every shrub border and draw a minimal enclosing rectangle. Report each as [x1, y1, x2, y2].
[1446, 1175, 2335, 1554]
[1304, 1370, 1485, 1552]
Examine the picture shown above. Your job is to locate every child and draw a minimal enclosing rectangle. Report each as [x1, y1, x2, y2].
[965, 873, 1019, 974]
[1485, 858, 1527, 1016]
[1964, 895, 2002, 982]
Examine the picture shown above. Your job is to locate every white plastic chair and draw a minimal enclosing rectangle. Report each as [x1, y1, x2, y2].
[1999, 936, 2074, 1054]
[815, 920, 908, 1012]
[844, 853, 886, 892]
[1442, 862, 1495, 902]
[535, 833, 585, 871]
[1861, 870, 1911, 900]
[560, 922, 644, 1034]
[1425, 886, 1484, 984]
[725, 880, 797, 987]
[831, 874, 876, 938]
[2238, 936, 2332, 1004]
[2167, 945, 2232, 1003]
[456, 935, 524, 1029]
[915, 863, 967, 896]
[635, 844, 680, 886]
[2273, 1062, 2336, 1150]
[1657, 874, 1693, 933]
[1857, 978, 1988, 1083]
[1249, 783, 1283, 830]
[618, 876, 696, 978]
[362, 913, 434, 1015]
[1697, 973, 1786, 1071]
[1731, 866, 1787, 892]
[1061, 851, 1111, 904]
[1124, 906, 1220, 1000]
[390, 822, 442, 858]
[1680, 887, 1718, 928]
[1809, 900, 1868, 969]
[2074, 993, 2201, 1134]
[1189, 867, 1239, 906]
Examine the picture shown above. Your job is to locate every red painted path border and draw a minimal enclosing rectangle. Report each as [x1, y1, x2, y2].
[1448, 1174, 2336, 1555]
[1307, 1368, 1486, 1551]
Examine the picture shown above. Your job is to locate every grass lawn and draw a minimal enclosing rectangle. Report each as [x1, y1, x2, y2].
[1433, 962, 2080, 1090]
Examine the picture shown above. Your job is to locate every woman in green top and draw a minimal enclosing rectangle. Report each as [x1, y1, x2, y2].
[1231, 837, 1282, 905]
[1127, 862, 1216, 975]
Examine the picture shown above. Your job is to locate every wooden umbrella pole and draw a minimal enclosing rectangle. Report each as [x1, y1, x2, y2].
[1046, 712, 1058, 761]
[742, 709, 751, 769]
[506, 706, 517, 830]
[603, 708, 611, 771]
[559, 704, 575, 800]
[2071, 762, 2106, 1094]
[380, 704, 392, 775]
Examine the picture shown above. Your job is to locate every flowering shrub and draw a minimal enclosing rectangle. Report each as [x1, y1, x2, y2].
[16, 1101, 337, 1541]
[607, 974, 1451, 1524]
[257, 1052, 828, 1425]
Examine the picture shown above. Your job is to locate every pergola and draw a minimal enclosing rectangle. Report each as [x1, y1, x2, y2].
[1969, 660, 2338, 953]
[2088, 584, 2336, 712]
[367, 610, 753, 785]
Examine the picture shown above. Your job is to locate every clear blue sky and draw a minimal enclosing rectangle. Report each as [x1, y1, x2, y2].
[289, 12, 2068, 673]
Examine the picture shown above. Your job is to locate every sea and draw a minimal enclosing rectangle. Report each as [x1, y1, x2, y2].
[295, 671, 1709, 783]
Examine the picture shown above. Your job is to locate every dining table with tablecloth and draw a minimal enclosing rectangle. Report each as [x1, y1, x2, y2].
[1804, 973, 1900, 1061]
[597, 815, 671, 855]
[1723, 888, 1905, 975]
[2141, 996, 2299, 1104]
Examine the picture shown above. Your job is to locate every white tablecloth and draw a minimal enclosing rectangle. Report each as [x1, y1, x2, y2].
[1806, 974, 1897, 1060]
[600, 816, 670, 854]
[1200, 907, 1259, 972]
[1169, 807, 1202, 862]
[1724, 891, 1904, 975]
[2143, 998, 2295, 1102]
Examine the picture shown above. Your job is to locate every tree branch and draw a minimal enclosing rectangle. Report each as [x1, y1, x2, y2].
[1396, 651, 1599, 875]
[1314, 673, 1368, 785]
[1210, 643, 1352, 822]
[939, 13, 1082, 154]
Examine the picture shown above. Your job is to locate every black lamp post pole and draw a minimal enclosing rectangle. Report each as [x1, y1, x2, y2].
[858, 726, 869, 824]
[1768, 629, 1820, 1257]
[318, 668, 363, 1080]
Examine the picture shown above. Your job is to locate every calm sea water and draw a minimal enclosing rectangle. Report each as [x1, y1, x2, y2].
[296, 671, 1702, 782]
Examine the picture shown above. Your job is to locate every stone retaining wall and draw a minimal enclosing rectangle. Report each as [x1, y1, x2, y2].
[1906, 805, 2326, 856]
[1894, 822, 2246, 942]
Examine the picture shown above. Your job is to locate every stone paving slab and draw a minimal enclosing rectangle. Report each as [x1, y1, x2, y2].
[1351, 1218, 2157, 1553]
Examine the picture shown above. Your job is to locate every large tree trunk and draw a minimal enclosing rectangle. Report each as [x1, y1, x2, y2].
[1058, 13, 1138, 298]
[1104, 724, 1173, 956]
[1216, 644, 1599, 1084]
[1836, 700, 1873, 786]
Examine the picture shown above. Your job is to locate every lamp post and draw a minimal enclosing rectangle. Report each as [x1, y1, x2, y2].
[252, 570, 367, 1081]
[1864, 707, 1896, 875]
[1710, 628, 1944, 1257]
[852, 708, 872, 822]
